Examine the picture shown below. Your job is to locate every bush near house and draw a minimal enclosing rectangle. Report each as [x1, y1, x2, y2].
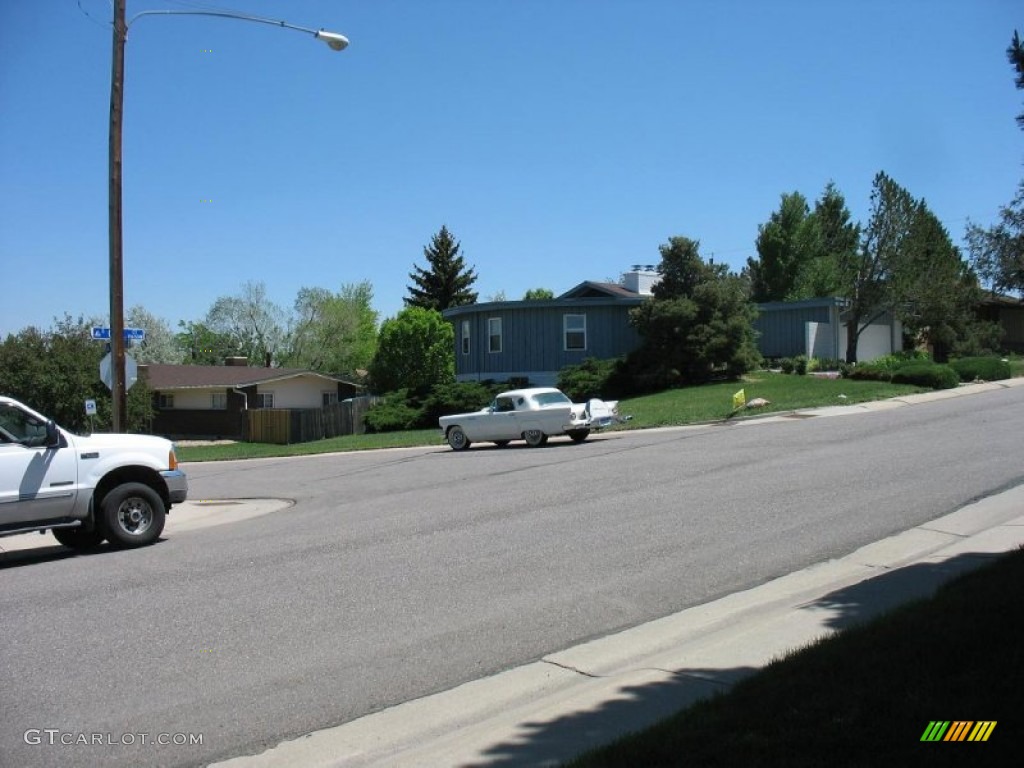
[364, 380, 509, 433]
[557, 357, 624, 401]
[363, 389, 424, 433]
[949, 356, 1012, 383]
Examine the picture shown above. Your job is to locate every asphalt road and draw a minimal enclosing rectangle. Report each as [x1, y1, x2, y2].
[3, 387, 1023, 768]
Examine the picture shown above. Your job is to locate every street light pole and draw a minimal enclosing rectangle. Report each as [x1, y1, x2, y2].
[106, 1, 347, 432]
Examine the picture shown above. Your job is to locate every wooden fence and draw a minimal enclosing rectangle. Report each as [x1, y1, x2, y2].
[247, 397, 378, 445]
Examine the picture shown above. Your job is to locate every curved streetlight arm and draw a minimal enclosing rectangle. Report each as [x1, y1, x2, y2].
[127, 9, 349, 50]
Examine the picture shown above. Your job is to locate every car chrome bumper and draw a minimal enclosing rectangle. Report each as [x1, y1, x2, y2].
[161, 469, 189, 505]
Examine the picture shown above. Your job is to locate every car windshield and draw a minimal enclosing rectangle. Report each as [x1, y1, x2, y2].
[532, 391, 571, 407]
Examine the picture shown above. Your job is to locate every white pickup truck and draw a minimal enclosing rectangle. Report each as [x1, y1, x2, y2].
[0, 395, 188, 550]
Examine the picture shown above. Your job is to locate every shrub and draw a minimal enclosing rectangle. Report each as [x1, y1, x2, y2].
[844, 359, 959, 390]
[844, 363, 888, 382]
[793, 355, 808, 375]
[558, 357, 622, 401]
[780, 357, 795, 374]
[364, 390, 425, 433]
[869, 351, 929, 373]
[813, 357, 842, 372]
[949, 356, 1011, 383]
[890, 362, 960, 390]
[421, 381, 500, 424]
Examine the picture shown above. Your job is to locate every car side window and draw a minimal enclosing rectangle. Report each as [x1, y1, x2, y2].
[495, 397, 515, 413]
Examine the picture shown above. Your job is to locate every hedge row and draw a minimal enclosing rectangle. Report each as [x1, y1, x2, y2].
[949, 356, 1011, 383]
[844, 355, 1010, 390]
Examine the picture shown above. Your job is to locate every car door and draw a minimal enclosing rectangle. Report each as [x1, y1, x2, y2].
[0, 403, 79, 527]
[487, 396, 521, 441]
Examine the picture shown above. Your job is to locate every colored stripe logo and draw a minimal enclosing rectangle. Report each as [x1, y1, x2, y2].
[921, 721, 996, 742]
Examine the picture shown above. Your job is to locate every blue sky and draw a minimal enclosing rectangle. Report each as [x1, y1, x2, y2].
[2, 1, 1022, 338]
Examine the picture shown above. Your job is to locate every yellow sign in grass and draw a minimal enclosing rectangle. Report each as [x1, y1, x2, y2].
[732, 389, 745, 410]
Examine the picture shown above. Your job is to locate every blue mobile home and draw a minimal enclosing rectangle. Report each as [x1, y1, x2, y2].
[443, 270, 902, 385]
[444, 293, 644, 386]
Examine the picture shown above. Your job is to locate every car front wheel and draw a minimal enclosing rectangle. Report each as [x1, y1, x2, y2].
[523, 429, 547, 447]
[100, 482, 166, 548]
[447, 426, 471, 451]
[567, 429, 591, 443]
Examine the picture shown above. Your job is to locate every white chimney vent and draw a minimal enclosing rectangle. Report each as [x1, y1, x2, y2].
[621, 266, 660, 295]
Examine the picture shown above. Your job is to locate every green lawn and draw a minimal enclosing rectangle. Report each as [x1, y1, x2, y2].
[567, 546, 1024, 767]
[176, 374, 924, 462]
[1009, 354, 1024, 378]
[617, 373, 924, 429]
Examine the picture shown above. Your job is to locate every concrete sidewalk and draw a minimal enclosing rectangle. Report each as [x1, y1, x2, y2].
[212, 484, 1024, 767]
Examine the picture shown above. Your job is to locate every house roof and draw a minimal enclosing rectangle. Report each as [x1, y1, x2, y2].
[141, 364, 356, 391]
[559, 281, 640, 299]
[979, 293, 1024, 307]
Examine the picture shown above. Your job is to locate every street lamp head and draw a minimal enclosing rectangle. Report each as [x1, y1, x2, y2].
[316, 29, 349, 51]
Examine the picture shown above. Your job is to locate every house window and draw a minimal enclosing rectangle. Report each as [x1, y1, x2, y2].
[564, 314, 587, 351]
[322, 391, 338, 406]
[211, 393, 227, 410]
[488, 317, 502, 353]
[461, 320, 471, 355]
[256, 392, 274, 409]
[158, 394, 174, 409]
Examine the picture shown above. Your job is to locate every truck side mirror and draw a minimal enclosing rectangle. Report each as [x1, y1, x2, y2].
[45, 420, 61, 449]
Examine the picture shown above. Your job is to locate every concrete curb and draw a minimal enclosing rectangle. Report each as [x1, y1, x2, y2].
[0, 498, 291, 554]
[211, 484, 1024, 768]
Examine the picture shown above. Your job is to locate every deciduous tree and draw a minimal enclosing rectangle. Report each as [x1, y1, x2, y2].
[125, 305, 181, 364]
[204, 281, 286, 366]
[176, 321, 239, 365]
[0, 315, 152, 433]
[284, 282, 378, 375]
[840, 172, 918, 363]
[523, 287, 554, 300]
[368, 307, 454, 393]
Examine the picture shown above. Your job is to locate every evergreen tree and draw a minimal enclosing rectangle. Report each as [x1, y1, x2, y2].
[626, 236, 760, 391]
[965, 32, 1024, 298]
[405, 226, 478, 311]
[1009, 30, 1024, 130]
[901, 205, 999, 361]
[790, 183, 860, 300]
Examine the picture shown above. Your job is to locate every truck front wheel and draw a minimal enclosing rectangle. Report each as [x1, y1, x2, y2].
[52, 526, 106, 551]
[101, 483, 166, 548]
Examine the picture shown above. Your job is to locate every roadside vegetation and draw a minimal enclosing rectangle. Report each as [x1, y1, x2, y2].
[567, 546, 1024, 768]
[178, 374, 926, 462]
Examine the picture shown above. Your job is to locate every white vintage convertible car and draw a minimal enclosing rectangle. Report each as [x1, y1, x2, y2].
[438, 387, 620, 451]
